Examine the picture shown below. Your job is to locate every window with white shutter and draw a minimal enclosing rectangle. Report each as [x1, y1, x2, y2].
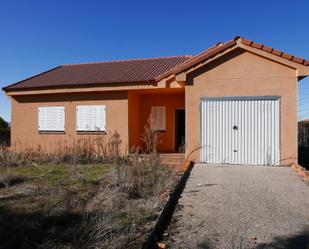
[76, 105, 106, 132]
[150, 106, 166, 131]
[38, 106, 65, 132]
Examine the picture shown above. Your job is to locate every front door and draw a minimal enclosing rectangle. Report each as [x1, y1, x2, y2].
[175, 109, 185, 151]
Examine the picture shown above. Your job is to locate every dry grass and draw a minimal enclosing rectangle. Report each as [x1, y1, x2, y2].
[0, 132, 126, 168]
[0, 131, 178, 249]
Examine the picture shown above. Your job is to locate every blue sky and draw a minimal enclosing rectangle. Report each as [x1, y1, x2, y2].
[1, 0, 309, 121]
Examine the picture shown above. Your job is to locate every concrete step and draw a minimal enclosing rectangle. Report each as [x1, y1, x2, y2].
[159, 153, 185, 165]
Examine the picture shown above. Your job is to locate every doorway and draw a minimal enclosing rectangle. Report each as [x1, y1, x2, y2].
[175, 109, 185, 151]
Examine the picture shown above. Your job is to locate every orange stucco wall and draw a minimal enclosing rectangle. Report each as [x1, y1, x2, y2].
[128, 91, 141, 149]
[128, 92, 185, 152]
[10, 91, 129, 154]
[185, 49, 298, 165]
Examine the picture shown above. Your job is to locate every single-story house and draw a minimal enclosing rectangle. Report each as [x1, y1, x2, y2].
[3, 36, 309, 165]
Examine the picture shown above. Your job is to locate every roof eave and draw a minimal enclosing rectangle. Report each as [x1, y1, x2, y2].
[3, 80, 163, 96]
[2, 66, 63, 92]
[236, 38, 309, 77]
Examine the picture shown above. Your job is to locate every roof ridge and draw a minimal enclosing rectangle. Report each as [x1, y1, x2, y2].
[62, 55, 193, 66]
[155, 38, 237, 82]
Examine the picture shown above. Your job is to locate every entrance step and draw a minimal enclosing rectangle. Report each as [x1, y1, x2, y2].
[159, 153, 185, 166]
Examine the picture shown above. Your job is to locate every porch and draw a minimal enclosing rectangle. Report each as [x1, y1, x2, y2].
[128, 88, 185, 153]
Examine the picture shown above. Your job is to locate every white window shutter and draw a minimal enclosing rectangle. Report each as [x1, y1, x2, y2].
[38, 106, 65, 131]
[77, 106, 88, 131]
[56, 107, 65, 131]
[93, 105, 105, 131]
[90, 107, 95, 130]
[76, 107, 82, 131]
[76, 105, 106, 131]
[45, 107, 52, 131]
[51, 107, 57, 130]
[102, 105, 106, 131]
[38, 107, 45, 131]
[84, 106, 91, 130]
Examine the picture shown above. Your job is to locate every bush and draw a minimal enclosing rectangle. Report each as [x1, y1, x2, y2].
[0, 116, 9, 130]
[113, 153, 173, 199]
[0, 132, 124, 168]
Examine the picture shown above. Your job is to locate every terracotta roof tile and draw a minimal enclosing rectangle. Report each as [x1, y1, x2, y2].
[281, 53, 293, 60]
[238, 37, 309, 66]
[292, 57, 305, 64]
[262, 45, 273, 53]
[3, 56, 192, 90]
[271, 49, 282, 56]
[241, 38, 252, 46]
[251, 42, 263, 49]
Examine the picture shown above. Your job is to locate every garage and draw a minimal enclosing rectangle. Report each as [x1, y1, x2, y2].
[200, 96, 280, 165]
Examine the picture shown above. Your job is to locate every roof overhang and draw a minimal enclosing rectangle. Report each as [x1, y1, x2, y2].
[156, 36, 309, 85]
[237, 40, 309, 77]
[4, 80, 185, 96]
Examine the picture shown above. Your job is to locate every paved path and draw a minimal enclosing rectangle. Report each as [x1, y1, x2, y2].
[165, 164, 309, 249]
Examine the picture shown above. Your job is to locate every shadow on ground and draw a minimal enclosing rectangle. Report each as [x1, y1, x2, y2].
[255, 229, 309, 249]
[197, 227, 309, 249]
[0, 206, 85, 249]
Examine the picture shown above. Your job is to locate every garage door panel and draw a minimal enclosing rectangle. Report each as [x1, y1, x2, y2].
[200, 96, 280, 165]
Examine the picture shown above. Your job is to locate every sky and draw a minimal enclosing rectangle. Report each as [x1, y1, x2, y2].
[1, 0, 309, 122]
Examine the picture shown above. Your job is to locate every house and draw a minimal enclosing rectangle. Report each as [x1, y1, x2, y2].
[3, 36, 309, 165]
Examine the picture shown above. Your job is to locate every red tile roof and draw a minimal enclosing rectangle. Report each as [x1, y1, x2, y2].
[155, 39, 237, 81]
[239, 37, 309, 66]
[156, 36, 309, 81]
[3, 36, 308, 91]
[3, 56, 192, 90]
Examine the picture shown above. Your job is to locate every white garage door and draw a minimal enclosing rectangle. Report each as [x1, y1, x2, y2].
[200, 96, 280, 165]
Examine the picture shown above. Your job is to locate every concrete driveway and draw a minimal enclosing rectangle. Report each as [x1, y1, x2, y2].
[165, 164, 309, 249]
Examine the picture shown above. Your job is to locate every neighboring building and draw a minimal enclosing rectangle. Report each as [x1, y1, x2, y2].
[298, 119, 309, 169]
[3, 36, 309, 165]
[299, 119, 309, 147]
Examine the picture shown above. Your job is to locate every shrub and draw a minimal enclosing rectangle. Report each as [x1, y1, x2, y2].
[0, 132, 124, 168]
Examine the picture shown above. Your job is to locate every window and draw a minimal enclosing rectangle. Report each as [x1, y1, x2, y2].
[150, 106, 166, 131]
[38, 106, 65, 132]
[76, 105, 106, 132]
